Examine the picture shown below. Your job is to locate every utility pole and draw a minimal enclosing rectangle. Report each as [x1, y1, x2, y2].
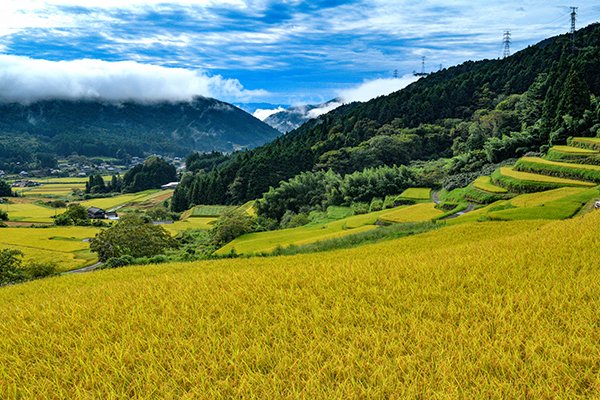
[503, 30, 511, 59]
[570, 6, 578, 50]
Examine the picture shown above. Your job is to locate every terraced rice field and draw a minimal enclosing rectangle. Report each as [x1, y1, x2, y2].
[0, 212, 599, 398]
[515, 157, 600, 183]
[379, 202, 443, 223]
[551, 145, 598, 154]
[448, 187, 598, 224]
[496, 166, 595, 187]
[399, 187, 431, 200]
[472, 176, 508, 193]
[217, 203, 442, 255]
[0, 227, 99, 270]
[571, 136, 600, 150]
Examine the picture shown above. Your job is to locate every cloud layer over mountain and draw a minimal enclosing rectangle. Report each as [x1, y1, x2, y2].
[0, 55, 267, 103]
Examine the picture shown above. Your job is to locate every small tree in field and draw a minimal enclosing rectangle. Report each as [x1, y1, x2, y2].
[211, 209, 255, 246]
[90, 214, 178, 262]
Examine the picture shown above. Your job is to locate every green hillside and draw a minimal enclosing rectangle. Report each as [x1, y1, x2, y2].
[173, 23, 600, 209]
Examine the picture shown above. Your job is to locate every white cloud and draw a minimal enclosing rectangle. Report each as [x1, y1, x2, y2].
[308, 74, 419, 117]
[0, 55, 268, 103]
[338, 74, 420, 103]
[253, 106, 285, 121]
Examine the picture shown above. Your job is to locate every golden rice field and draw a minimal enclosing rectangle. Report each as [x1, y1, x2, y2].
[79, 190, 169, 211]
[498, 166, 596, 186]
[164, 217, 218, 234]
[13, 183, 86, 197]
[0, 211, 599, 398]
[379, 202, 443, 223]
[572, 136, 600, 150]
[551, 145, 598, 154]
[3, 202, 65, 223]
[472, 176, 508, 193]
[399, 187, 431, 199]
[520, 156, 600, 171]
[0, 227, 99, 270]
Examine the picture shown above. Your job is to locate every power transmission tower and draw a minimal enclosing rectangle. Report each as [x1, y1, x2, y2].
[393, 69, 398, 79]
[570, 6, 578, 49]
[503, 30, 511, 58]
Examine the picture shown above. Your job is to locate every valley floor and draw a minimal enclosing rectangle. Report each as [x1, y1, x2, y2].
[0, 210, 599, 398]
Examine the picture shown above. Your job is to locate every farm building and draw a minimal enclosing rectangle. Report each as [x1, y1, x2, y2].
[87, 207, 106, 219]
[161, 182, 179, 190]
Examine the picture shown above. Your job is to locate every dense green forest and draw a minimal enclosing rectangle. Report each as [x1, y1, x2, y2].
[172, 24, 600, 212]
[0, 97, 279, 172]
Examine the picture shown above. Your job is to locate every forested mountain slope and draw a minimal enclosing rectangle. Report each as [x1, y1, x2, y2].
[173, 24, 600, 210]
[0, 97, 280, 162]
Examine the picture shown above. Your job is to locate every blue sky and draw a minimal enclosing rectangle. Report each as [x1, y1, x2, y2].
[0, 1, 599, 107]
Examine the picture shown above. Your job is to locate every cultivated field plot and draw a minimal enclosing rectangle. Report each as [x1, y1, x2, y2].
[190, 205, 234, 217]
[449, 187, 598, 224]
[217, 203, 442, 255]
[0, 212, 598, 398]
[164, 217, 217, 234]
[551, 145, 598, 154]
[3, 202, 65, 223]
[79, 190, 169, 211]
[0, 227, 99, 270]
[399, 187, 431, 200]
[14, 183, 86, 197]
[571, 136, 600, 151]
[236, 200, 257, 216]
[496, 166, 596, 187]
[515, 157, 600, 183]
[379, 202, 444, 223]
[472, 176, 508, 193]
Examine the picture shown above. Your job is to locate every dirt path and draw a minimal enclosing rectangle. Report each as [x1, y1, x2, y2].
[64, 262, 103, 274]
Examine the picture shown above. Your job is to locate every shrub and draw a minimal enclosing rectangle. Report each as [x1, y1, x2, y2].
[369, 198, 383, 212]
[350, 202, 369, 215]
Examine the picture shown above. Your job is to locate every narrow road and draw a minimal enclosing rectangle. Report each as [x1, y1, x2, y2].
[431, 190, 475, 220]
[64, 262, 103, 274]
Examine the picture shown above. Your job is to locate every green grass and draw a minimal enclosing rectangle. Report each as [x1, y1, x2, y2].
[492, 166, 595, 193]
[326, 206, 354, 219]
[190, 205, 235, 217]
[399, 187, 431, 200]
[472, 176, 508, 193]
[515, 157, 600, 183]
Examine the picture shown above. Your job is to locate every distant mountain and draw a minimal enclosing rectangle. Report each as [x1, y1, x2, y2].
[0, 97, 280, 159]
[263, 99, 343, 133]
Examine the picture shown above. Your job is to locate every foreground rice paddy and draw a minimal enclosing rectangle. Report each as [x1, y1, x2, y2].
[0, 210, 599, 398]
